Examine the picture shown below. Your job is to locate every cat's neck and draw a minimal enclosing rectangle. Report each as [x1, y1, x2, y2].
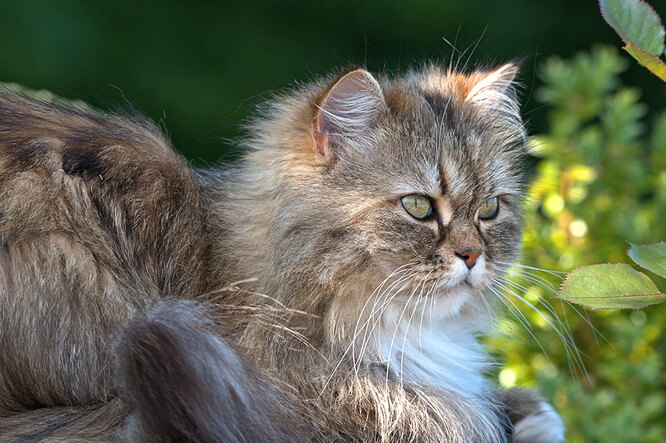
[374, 302, 490, 398]
[347, 290, 491, 399]
[323, 277, 493, 400]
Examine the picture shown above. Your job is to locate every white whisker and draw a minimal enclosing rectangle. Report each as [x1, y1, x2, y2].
[384, 273, 427, 386]
[352, 263, 416, 367]
[498, 262, 610, 350]
[398, 272, 434, 384]
[318, 263, 417, 399]
[487, 285, 552, 364]
[418, 277, 442, 349]
[496, 260, 567, 276]
[498, 276, 582, 360]
[356, 269, 420, 370]
[491, 277, 589, 380]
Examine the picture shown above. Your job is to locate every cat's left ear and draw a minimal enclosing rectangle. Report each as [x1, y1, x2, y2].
[313, 68, 386, 158]
[464, 62, 520, 109]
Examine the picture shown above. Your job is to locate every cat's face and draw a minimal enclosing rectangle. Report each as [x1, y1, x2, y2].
[263, 65, 528, 320]
[327, 121, 524, 317]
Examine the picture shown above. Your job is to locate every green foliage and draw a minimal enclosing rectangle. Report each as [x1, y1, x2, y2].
[494, 46, 666, 442]
[624, 43, 666, 81]
[555, 0, 665, 309]
[557, 241, 666, 309]
[600, 0, 666, 81]
[600, 0, 664, 55]
[556, 0, 666, 312]
[557, 264, 664, 309]
[628, 242, 666, 278]
[3, 1, 665, 165]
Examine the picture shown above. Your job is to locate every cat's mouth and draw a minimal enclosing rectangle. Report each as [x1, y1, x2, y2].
[435, 263, 487, 292]
[425, 280, 477, 318]
[439, 279, 474, 294]
[432, 264, 488, 304]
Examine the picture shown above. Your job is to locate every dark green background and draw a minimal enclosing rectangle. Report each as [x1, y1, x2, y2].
[0, 0, 663, 164]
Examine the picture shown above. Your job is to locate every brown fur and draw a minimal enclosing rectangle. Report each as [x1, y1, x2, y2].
[0, 64, 562, 442]
[0, 92, 209, 413]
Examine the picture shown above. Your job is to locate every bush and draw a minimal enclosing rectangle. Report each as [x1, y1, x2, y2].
[493, 46, 666, 442]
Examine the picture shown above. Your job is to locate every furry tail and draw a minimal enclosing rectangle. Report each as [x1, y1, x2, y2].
[0, 399, 129, 442]
[0, 300, 310, 442]
[113, 299, 311, 442]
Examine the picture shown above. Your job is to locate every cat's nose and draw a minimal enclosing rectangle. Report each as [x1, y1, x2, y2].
[455, 250, 482, 269]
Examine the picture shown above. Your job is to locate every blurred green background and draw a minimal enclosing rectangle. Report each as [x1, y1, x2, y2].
[1, 1, 664, 441]
[1, 0, 663, 163]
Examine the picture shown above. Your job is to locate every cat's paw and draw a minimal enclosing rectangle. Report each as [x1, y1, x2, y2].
[512, 401, 564, 443]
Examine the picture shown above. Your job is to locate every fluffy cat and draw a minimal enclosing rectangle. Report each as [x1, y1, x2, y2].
[0, 63, 565, 442]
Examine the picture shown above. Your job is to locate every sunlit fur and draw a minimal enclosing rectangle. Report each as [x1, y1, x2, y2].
[0, 63, 565, 442]
[201, 64, 562, 441]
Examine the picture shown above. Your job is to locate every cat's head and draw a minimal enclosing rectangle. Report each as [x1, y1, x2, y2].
[249, 63, 529, 329]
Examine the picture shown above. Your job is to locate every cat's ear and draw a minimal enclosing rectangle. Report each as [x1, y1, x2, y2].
[464, 62, 520, 109]
[313, 68, 385, 157]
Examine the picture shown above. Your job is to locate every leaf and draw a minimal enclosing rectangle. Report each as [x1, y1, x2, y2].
[557, 264, 665, 309]
[627, 242, 666, 278]
[624, 43, 666, 81]
[600, 0, 665, 56]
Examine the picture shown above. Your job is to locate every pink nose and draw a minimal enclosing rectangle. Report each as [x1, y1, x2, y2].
[455, 250, 482, 269]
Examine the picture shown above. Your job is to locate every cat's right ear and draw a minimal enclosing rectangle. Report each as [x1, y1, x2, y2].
[313, 68, 386, 158]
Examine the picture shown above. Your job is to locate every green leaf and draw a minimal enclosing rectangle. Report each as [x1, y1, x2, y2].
[624, 43, 666, 81]
[600, 0, 665, 56]
[557, 264, 665, 309]
[628, 242, 666, 278]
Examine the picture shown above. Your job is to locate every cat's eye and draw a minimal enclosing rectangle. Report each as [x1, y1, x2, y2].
[401, 194, 432, 220]
[478, 197, 499, 220]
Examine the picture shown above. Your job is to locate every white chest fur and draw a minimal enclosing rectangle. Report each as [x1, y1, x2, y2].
[369, 297, 491, 399]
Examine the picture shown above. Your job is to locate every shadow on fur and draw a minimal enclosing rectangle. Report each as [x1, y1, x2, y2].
[113, 299, 311, 442]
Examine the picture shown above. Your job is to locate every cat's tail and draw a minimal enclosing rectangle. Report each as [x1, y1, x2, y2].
[0, 300, 311, 442]
[0, 399, 130, 442]
[113, 299, 311, 442]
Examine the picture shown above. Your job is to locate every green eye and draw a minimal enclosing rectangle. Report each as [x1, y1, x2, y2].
[478, 197, 499, 220]
[401, 194, 432, 220]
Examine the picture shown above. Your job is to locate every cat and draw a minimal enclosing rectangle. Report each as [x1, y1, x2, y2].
[0, 62, 566, 442]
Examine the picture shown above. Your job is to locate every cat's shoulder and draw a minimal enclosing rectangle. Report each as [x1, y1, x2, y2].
[0, 89, 205, 255]
[0, 89, 190, 184]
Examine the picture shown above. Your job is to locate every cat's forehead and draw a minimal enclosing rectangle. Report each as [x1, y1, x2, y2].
[378, 84, 524, 200]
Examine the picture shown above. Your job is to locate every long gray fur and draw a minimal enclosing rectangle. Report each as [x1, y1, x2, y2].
[0, 63, 564, 442]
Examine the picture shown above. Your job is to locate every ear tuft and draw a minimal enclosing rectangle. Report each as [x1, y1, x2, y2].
[465, 62, 520, 105]
[313, 68, 385, 157]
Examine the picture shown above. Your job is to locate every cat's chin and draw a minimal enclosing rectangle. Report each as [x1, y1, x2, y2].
[432, 283, 476, 318]
[430, 257, 489, 318]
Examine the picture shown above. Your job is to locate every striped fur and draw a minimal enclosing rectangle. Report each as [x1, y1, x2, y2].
[0, 64, 563, 442]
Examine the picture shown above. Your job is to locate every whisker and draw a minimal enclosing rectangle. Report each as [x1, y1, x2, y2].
[478, 289, 498, 323]
[317, 263, 418, 398]
[497, 263, 610, 349]
[491, 278, 589, 379]
[352, 263, 417, 364]
[500, 266, 559, 293]
[499, 278, 569, 332]
[358, 271, 419, 373]
[495, 260, 567, 276]
[498, 276, 581, 359]
[385, 272, 429, 386]
[356, 268, 420, 366]
[418, 277, 442, 349]
[561, 300, 612, 350]
[398, 272, 435, 383]
[487, 285, 552, 365]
